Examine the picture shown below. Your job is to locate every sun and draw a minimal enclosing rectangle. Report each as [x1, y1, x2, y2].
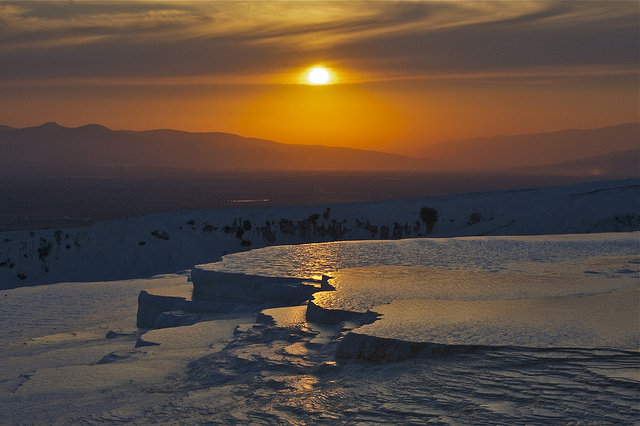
[306, 67, 331, 85]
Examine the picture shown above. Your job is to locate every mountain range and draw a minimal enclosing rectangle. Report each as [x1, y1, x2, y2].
[0, 122, 637, 177]
[0, 122, 434, 174]
[411, 122, 638, 171]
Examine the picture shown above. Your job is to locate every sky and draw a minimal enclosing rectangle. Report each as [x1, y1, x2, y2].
[0, 0, 638, 154]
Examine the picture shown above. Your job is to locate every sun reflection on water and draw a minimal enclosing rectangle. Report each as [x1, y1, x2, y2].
[200, 235, 639, 314]
[203, 235, 639, 281]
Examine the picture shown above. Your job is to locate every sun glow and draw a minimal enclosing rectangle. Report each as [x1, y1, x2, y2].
[239, 84, 403, 149]
[306, 67, 331, 85]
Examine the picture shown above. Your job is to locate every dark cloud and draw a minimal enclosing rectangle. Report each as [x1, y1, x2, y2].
[0, 1, 637, 83]
[335, 7, 638, 75]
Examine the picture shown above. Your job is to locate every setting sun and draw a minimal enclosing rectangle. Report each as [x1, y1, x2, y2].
[306, 67, 331, 85]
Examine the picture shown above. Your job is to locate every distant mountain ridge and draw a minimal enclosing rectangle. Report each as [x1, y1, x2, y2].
[0, 122, 437, 173]
[0, 122, 637, 177]
[412, 123, 639, 171]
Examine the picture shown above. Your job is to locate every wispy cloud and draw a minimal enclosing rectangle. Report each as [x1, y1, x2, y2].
[0, 1, 637, 84]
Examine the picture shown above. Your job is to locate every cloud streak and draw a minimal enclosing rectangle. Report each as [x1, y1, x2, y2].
[0, 1, 637, 85]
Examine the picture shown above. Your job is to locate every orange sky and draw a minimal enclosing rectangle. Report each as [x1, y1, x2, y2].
[0, 1, 637, 154]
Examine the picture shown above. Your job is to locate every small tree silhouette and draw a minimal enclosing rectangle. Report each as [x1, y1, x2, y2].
[419, 207, 439, 234]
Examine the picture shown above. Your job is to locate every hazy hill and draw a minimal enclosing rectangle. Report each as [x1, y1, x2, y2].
[2, 122, 637, 178]
[0, 123, 438, 174]
[412, 123, 639, 171]
[516, 149, 639, 178]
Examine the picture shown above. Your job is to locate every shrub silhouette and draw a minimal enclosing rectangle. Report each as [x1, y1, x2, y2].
[419, 207, 439, 234]
[38, 240, 52, 261]
[468, 212, 482, 226]
[151, 230, 170, 240]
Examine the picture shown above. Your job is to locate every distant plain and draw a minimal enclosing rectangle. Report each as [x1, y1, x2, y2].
[0, 170, 602, 232]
